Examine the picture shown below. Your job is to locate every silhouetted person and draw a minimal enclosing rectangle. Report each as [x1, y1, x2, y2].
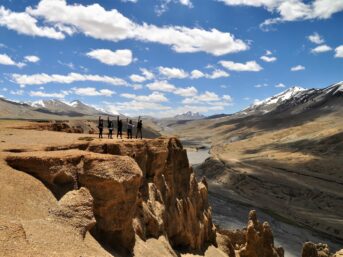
[107, 116, 113, 139]
[117, 116, 123, 139]
[127, 119, 134, 139]
[136, 117, 143, 139]
[98, 116, 104, 138]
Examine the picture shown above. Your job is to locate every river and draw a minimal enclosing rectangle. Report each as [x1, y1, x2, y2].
[186, 147, 342, 257]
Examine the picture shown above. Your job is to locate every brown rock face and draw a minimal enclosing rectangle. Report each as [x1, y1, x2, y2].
[6, 137, 215, 254]
[301, 242, 331, 257]
[6, 150, 143, 253]
[218, 210, 284, 257]
[0, 188, 113, 257]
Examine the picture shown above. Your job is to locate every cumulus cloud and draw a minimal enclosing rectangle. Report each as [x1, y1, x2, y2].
[146, 80, 198, 97]
[29, 90, 66, 98]
[86, 49, 132, 66]
[190, 70, 205, 79]
[182, 91, 233, 107]
[0, 53, 25, 67]
[190, 69, 229, 79]
[179, 0, 193, 7]
[206, 69, 230, 79]
[291, 65, 305, 71]
[334, 45, 343, 58]
[219, 0, 343, 29]
[260, 55, 277, 62]
[311, 44, 332, 53]
[308, 32, 324, 44]
[24, 55, 40, 63]
[219, 60, 263, 72]
[121, 91, 168, 102]
[0, 0, 245, 56]
[11, 72, 127, 86]
[72, 87, 114, 96]
[129, 68, 155, 83]
[158, 66, 188, 79]
[0, 6, 64, 39]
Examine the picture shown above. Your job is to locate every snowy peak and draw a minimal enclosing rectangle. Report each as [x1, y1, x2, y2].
[174, 111, 205, 120]
[252, 86, 305, 108]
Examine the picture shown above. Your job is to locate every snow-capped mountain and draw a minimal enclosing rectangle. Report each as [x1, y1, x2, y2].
[28, 99, 108, 116]
[242, 86, 305, 115]
[174, 111, 206, 120]
[241, 82, 342, 116]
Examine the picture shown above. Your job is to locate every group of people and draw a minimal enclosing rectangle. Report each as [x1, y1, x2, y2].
[98, 116, 143, 139]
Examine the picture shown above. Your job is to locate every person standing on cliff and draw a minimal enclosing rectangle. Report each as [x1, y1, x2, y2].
[98, 116, 104, 138]
[136, 116, 143, 139]
[107, 116, 113, 139]
[127, 119, 134, 139]
[117, 116, 123, 139]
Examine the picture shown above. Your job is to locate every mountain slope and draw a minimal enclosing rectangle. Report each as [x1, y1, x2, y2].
[0, 98, 108, 119]
[162, 82, 343, 243]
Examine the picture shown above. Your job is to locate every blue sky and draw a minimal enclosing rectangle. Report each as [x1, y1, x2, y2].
[0, 0, 342, 117]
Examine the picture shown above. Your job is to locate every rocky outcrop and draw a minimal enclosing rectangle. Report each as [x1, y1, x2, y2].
[0, 188, 113, 257]
[218, 210, 284, 257]
[6, 138, 215, 254]
[301, 242, 336, 257]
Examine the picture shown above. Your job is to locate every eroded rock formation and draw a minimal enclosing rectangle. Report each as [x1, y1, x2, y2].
[6, 137, 215, 254]
[0, 187, 113, 257]
[218, 210, 284, 257]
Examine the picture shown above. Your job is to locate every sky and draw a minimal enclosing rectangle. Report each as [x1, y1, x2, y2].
[0, 0, 342, 117]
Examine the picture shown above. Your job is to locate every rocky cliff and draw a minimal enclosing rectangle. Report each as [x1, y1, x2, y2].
[5, 137, 215, 255]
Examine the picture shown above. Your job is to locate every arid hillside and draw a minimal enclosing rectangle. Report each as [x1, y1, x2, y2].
[162, 83, 343, 245]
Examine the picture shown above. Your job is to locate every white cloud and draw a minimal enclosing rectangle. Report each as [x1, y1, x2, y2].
[311, 44, 332, 54]
[72, 87, 114, 97]
[129, 74, 147, 83]
[219, 60, 263, 72]
[129, 68, 155, 83]
[0, 53, 25, 67]
[179, 0, 193, 7]
[29, 90, 66, 98]
[15, 0, 247, 56]
[182, 91, 233, 107]
[191, 69, 229, 79]
[291, 65, 305, 71]
[190, 70, 205, 79]
[206, 69, 230, 79]
[0, 6, 64, 39]
[219, 0, 343, 29]
[308, 32, 324, 44]
[146, 81, 197, 97]
[11, 72, 127, 86]
[334, 45, 343, 58]
[10, 89, 24, 95]
[254, 83, 268, 88]
[260, 55, 277, 62]
[146, 81, 176, 92]
[121, 91, 168, 102]
[275, 83, 286, 88]
[174, 86, 198, 97]
[24, 55, 40, 63]
[158, 66, 188, 79]
[86, 49, 132, 66]
[140, 68, 154, 80]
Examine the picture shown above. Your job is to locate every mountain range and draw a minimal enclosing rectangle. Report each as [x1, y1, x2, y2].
[1, 82, 342, 120]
